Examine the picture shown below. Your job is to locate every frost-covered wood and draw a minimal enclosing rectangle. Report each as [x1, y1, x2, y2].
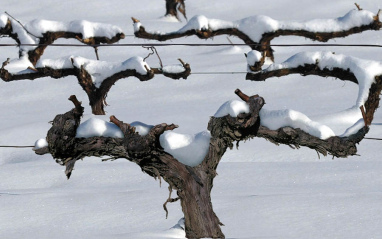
[133, 5, 381, 66]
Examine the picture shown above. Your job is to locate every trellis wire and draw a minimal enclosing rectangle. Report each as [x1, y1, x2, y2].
[0, 40, 381, 147]
[0, 43, 381, 47]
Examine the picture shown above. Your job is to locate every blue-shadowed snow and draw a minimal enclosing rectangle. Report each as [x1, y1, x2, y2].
[340, 118, 365, 137]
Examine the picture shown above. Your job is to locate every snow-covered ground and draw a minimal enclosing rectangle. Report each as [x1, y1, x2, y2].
[1, 0, 382, 238]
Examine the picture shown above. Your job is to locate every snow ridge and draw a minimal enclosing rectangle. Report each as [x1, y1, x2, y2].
[214, 99, 335, 139]
[134, 9, 376, 43]
[263, 51, 382, 107]
[0, 14, 123, 55]
[33, 56, 150, 88]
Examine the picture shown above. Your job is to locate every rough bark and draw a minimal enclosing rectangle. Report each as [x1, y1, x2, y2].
[246, 63, 358, 84]
[0, 58, 191, 115]
[165, 0, 187, 20]
[134, 6, 381, 63]
[35, 79, 380, 238]
[35, 90, 266, 238]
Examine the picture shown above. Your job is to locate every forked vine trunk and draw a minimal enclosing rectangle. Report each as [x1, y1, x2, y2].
[35, 85, 376, 238]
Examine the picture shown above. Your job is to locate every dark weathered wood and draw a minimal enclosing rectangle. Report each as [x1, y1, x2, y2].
[246, 63, 358, 84]
[165, 0, 187, 20]
[0, 16, 125, 65]
[0, 58, 191, 115]
[246, 62, 382, 126]
[36, 81, 381, 238]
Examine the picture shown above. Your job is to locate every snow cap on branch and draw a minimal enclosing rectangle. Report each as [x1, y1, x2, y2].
[0, 14, 7, 27]
[138, 9, 378, 43]
[76, 118, 124, 138]
[264, 51, 382, 107]
[214, 100, 250, 117]
[24, 19, 123, 39]
[160, 130, 211, 167]
[37, 56, 151, 88]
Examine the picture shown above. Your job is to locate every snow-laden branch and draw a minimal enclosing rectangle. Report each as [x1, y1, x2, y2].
[1, 56, 191, 114]
[0, 14, 125, 65]
[246, 51, 382, 126]
[133, 6, 381, 64]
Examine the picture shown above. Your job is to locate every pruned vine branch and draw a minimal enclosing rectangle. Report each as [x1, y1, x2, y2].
[133, 5, 381, 65]
[246, 52, 382, 126]
[0, 56, 191, 115]
[0, 14, 125, 65]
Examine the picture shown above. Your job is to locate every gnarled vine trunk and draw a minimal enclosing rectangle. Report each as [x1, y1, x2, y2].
[35, 85, 377, 238]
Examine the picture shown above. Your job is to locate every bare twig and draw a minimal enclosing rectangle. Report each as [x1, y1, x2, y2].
[143, 46, 155, 62]
[131, 17, 140, 23]
[226, 37, 234, 45]
[68, 95, 82, 111]
[94, 47, 100, 60]
[354, 3, 363, 11]
[142, 46, 163, 68]
[163, 186, 180, 219]
[235, 89, 250, 102]
[4, 11, 39, 38]
[1, 58, 10, 70]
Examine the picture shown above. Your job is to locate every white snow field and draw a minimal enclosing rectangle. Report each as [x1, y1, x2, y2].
[1, 0, 382, 238]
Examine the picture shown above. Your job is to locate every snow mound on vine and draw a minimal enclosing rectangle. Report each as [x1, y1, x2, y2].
[260, 108, 336, 139]
[214, 100, 250, 117]
[76, 118, 124, 138]
[162, 64, 186, 74]
[33, 138, 48, 150]
[130, 121, 153, 136]
[214, 100, 335, 139]
[159, 130, 211, 167]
